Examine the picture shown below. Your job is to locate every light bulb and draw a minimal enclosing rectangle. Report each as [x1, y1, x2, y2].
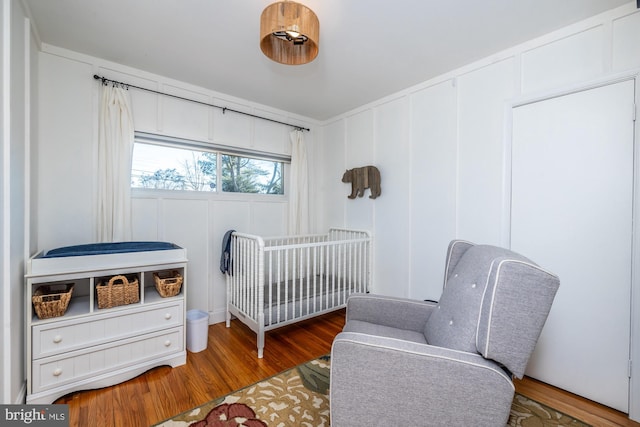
[286, 24, 300, 39]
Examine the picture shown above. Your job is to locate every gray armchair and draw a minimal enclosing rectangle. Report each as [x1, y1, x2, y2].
[330, 240, 560, 426]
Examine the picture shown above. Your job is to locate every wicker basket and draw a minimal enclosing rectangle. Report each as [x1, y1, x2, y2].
[32, 283, 74, 319]
[96, 274, 139, 309]
[153, 270, 183, 298]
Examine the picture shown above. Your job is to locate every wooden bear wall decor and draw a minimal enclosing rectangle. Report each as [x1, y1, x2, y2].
[342, 166, 381, 199]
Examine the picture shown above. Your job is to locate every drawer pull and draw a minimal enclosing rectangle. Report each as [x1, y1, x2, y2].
[53, 335, 63, 344]
[164, 313, 172, 320]
[53, 368, 63, 377]
[164, 340, 171, 347]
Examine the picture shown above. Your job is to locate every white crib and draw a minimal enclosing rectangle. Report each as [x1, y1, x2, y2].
[225, 228, 372, 358]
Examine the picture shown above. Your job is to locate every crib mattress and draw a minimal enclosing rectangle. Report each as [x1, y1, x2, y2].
[262, 279, 351, 326]
[263, 275, 354, 307]
[27, 241, 187, 276]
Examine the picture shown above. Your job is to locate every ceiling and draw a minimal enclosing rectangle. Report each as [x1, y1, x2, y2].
[23, 0, 631, 121]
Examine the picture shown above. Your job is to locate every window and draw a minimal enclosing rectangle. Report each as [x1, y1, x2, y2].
[132, 143, 216, 191]
[221, 155, 282, 194]
[131, 133, 286, 195]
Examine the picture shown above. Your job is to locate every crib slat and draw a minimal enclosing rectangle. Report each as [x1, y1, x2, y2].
[305, 245, 310, 316]
[285, 248, 290, 322]
[277, 249, 282, 324]
[312, 244, 317, 314]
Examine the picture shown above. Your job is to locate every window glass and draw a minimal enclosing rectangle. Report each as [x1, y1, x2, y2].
[222, 155, 283, 194]
[132, 143, 216, 191]
[131, 139, 284, 195]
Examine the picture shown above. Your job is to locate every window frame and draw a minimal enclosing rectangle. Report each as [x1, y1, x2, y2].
[132, 132, 289, 198]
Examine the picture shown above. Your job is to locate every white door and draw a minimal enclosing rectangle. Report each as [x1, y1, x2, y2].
[510, 79, 635, 412]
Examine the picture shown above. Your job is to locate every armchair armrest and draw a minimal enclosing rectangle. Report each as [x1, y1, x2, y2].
[330, 332, 514, 427]
[346, 293, 436, 333]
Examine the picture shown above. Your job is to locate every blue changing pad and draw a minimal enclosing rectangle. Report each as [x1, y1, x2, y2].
[41, 241, 180, 258]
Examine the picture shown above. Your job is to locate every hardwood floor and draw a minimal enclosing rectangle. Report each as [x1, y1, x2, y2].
[55, 309, 638, 427]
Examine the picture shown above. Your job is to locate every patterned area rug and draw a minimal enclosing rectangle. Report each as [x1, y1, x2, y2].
[154, 355, 590, 427]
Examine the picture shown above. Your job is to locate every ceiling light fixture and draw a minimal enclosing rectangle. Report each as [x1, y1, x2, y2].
[260, 1, 319, 65]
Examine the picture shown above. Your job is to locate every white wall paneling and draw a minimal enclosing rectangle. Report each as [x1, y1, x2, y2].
[211, 200, 252, 239]
[212, 99, 253, 148]
[37, 53, 95, 249]
[162, 198, 209, 313]
[521, 26, 605, 94]
[14, 4, 27, 404]
[373, 97, 410, 297]
[345, 110, 374, 165]
[631, 73, 640, 422]
[28, 9, 39, 280]
[9, 7, 27, 403]
[253, 108, 290, 155]
[249, 201, 286, 237]
[456, 58, 516, 246]
[408, 80, 457, 301]
[2, 0, 30, 404]
[161, 85, 210, 141]
[320, 120, 346, 231]
[612, 11, 640, 72]
[302, 127, 319, 232]
[131, 197, 160, 240]
[344, 110, 375, 231]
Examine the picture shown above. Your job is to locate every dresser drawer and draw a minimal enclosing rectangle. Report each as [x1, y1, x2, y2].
[31, 327, 183, 393]
[32, 301, 183, 359]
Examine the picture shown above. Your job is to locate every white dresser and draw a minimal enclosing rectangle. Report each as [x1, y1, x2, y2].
[25, 243, 188, 404]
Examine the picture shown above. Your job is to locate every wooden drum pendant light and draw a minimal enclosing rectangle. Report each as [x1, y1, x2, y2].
[260, 1, 319, 65]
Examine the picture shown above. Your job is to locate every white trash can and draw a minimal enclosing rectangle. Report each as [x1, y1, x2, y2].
[186, 309, 209, 353]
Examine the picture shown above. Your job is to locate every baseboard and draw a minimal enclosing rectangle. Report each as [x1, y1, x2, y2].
[209, 308, 227, 325]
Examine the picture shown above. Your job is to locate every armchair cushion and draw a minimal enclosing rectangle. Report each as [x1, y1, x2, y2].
[331, 332, 515, 426]
[343, 320, 427, 344]
[424, 242, 525, 353]
[424, 240, 559, 379]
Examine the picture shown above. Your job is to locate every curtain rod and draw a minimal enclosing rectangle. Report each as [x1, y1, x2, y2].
[93, 75, 310, 132]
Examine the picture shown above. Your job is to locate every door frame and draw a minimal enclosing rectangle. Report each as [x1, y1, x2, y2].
[502, 70, 640, 421]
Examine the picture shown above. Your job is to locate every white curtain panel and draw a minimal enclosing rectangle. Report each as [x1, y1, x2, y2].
[288, 130, 309, 235]
[97, 84, 134, 242]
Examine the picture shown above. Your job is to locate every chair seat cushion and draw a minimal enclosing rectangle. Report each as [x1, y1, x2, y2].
[344, 320, 428, 344]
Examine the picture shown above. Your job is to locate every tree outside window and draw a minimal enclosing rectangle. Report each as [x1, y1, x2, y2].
[222, 155, 282, 194]
[131, 141, 284, 195]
